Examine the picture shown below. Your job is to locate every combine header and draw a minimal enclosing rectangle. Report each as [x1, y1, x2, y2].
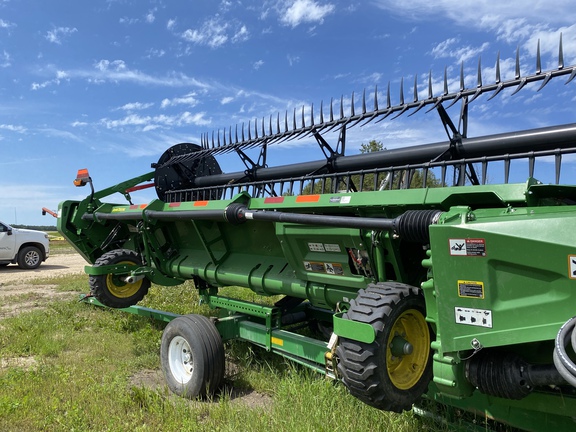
[58, 36, 576, 430]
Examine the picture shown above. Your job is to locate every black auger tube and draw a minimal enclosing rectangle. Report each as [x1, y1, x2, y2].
[84, 205, 442, 241]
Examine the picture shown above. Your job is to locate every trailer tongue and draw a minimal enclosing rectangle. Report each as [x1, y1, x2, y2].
[58, 37, 576, 431]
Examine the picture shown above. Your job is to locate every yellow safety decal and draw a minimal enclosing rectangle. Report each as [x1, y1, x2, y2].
[271, 337, 284, 346]
[111, 207, 126, 213]
[457, 280, 484, 299]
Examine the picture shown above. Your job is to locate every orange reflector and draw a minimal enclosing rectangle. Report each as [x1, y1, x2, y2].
[296, 194, 320, 203]
[264, 197, 285, 204]
[194, 201, 209, 207]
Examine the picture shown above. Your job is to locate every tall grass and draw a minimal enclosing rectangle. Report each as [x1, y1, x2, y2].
[0, 273, 444, 431]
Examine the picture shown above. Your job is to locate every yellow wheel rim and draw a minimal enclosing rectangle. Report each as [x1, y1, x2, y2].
[105, 261, 142, 299]
[386, 308, 430, 390]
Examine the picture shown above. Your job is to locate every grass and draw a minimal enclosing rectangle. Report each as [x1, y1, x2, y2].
[0, 251, 446, 431]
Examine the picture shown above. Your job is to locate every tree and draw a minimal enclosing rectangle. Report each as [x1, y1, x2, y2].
[300, 139, 441, 195]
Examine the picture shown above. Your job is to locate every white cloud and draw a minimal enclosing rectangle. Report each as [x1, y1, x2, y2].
[101, 111, 211, 130]
[182, 17, 249, 48]
[0, 124, 26, 133]
[253, 60, 264, 70]
[160, 92, 199, 108]
[167, 18, 176, 30]
[287, 54, 300, 66]
[280, 0, 335, 28]
[45, 26, 77, 44]
[431, 38, 490, 64]
[221, 96, 234, 104]
[71, 121, 88, 127]
[0, 50, 10, 67]
[115, 102, 154, 111]
[0, 18, 15, 29]
[145, 11, 155, 23]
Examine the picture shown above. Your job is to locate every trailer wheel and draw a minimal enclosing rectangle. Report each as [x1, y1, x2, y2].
[89, 249, 150, 308]
[18, 246, 42, 269]
[336, 282, 432, 412]
[160, 314, 225, 399]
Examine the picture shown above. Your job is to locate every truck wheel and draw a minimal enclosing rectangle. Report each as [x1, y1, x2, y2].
[18, 246, 42, 269]
[89, 249, 151, 308]
[336, 282, 432, 413]
[160, 314, 225, 399]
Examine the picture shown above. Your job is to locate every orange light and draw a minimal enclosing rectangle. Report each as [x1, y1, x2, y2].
[74, 168, 90, 187]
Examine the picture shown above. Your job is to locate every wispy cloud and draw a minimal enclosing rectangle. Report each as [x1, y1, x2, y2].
[253, 60, 264, 70]
[32, 60, 212, 90]
[45, 26, 77, 44]
[182, 17, 249, 48]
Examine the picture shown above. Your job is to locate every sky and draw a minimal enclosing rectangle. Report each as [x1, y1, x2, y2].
[1, 0, 576, 226]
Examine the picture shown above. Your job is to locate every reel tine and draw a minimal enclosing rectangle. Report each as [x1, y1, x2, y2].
[515, 46, 521, 79]
[443, 67, 448, 95]
[374, 85, 379, 111]
[242, 122, 245, 141]
[284, 110, 289, 132]
[413, 75, 418, 102]
[428, 70, 433, 99]
[320, 100, 324, 123]
[248, 120, 252, 141]
[362, 88, 367, 114]
[350, 91, 355, 117]
[330, 97, 334, 122]
[301, 105, 306, 128]
[496, 51, 501, 83]
[460, 61, 465, 91]
[559, 32, 564, 69]
[386, 81, 391, 108]
[235, 124, 239, 144]
[340, 95, 344, 119]
[399, 77, 405, 105]
[536, 39, 542, 74]
[310, 103, 314, 126]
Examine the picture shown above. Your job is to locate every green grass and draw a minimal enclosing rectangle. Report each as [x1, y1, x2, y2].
[0, 274, 445, 432]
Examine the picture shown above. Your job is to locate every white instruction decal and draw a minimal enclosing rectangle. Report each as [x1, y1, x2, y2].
[454, 307, 492, 328]
[308, 242, 325, 252]
[324, 243, 341, 253]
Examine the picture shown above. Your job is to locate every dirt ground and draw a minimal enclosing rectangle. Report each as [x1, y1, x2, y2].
[0, 252, 88, 285]
[0, 253, 88, 320]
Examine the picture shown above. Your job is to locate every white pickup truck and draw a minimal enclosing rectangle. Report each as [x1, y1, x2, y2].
[0, 221, 50, 269]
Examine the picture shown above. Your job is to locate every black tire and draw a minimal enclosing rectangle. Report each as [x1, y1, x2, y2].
[17, 246, 42, 269]
[336, 282, 433, 412]
[160, 314, 225, 399]
[89, 249, 150, 308]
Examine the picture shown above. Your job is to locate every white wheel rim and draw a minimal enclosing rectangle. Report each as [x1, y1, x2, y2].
[168, 336, 193, 384]
[25, 251, 40, 267]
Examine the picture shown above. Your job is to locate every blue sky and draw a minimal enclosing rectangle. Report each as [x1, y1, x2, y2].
[1, 0, 576, 226]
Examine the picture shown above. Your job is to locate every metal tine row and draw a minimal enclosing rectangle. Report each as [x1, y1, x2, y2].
[165, 145, 576, 204]
[163, 34, 576, 168]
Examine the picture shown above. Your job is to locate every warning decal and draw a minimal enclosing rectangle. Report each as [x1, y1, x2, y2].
[449, 238, 486, 257]
[458, 280, 485, 299]
[455, 307, 492, 328]
[569, 255, 576, 280]
[303, 261, 344, 275]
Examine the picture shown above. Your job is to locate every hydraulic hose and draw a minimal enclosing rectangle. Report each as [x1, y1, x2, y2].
[553, 316, 576, 387]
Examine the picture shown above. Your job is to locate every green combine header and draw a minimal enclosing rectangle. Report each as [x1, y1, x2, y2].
[58, 37, 576, 431]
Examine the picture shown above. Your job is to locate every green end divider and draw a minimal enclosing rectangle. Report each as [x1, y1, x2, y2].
[333, 312, 375, 344]
[79, 294, 181, 323]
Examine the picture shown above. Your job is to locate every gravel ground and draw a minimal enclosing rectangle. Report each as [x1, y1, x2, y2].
[0, 253, 88, 319]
